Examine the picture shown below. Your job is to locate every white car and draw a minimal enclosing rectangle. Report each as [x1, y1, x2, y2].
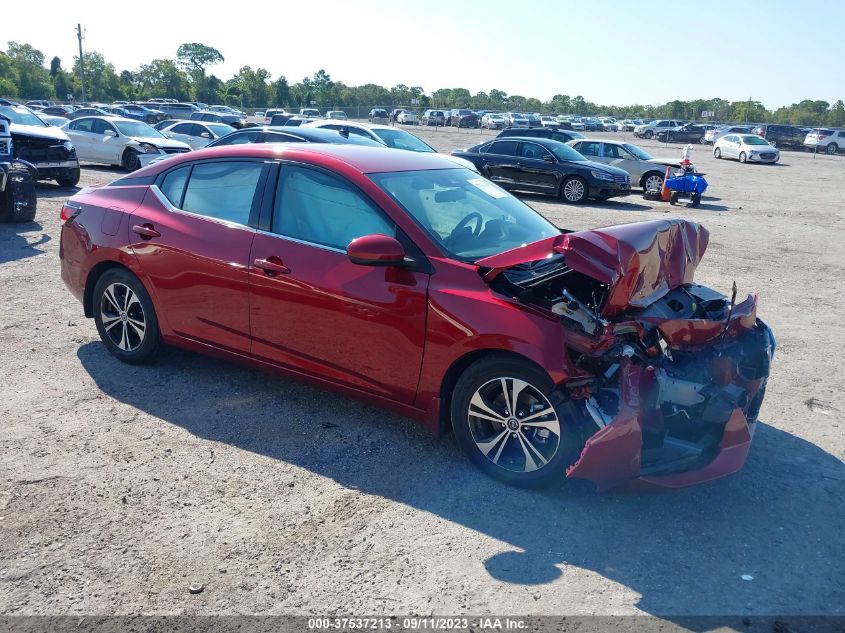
[634, 119, 686, 139]
[481, 113, 505, 129]
[567, 138, 678, 190]
[704, 125, 752, 144]
[713, 133, 779, 163]
[160, 120, 235, 149]
[264, 108, 288, 125]
[503, 112, 529, 128]
[62, 116, 191, 170]
[539, 115, 559, 128]
[803, 128, 845, 154]
[397, 111, 418, 125]
[326, 110, 348, 120]
[303, 120, 478, 171]
[300, 108, 321, 117]
[209, 105, 245, 116]
[567, 116, 586, 131]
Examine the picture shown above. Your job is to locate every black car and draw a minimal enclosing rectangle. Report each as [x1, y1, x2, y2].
[190, 110, 248, 128]
[206, 126, 385, 148]
[452, 137, 630, 203]
[751, 124, 807, 150]
[447, 109, 480, 128]
[656, 124, 707, 143]
[121, 103, 167, 124]
[0, 104, 80, 187]
[39, 105, 75, 118]
[497, 126, 583, 144]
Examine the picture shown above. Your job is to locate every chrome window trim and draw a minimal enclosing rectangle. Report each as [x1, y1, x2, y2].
[254, 228, 347, 255]
[148, 184, 255, 231]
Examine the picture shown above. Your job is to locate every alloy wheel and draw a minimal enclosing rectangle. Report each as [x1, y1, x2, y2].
[563, 178, 586, 202]
[467, 377, 561, 474]
[643, 174, 663, 191]
[100, 282, 147, 352]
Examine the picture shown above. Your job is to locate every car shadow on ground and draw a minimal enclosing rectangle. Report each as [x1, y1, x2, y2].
[76, 342, 845, 617]
[0, 221, 50, 264]
[35, 181, 80, 198]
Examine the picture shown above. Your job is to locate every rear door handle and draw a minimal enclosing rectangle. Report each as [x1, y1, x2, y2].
[132, 224, 160, 239]
[253, 257, 291, 275]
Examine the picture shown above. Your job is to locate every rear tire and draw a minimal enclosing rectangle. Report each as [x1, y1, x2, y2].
[826, 143, 838, 155]
[669, 191, 681, 206]
[691, 192, 702, 207]
[641, 172, 664, 191]
[450, 356, 578, 488]
[93, 268, 161, 364]
[644, 130, 654, 139]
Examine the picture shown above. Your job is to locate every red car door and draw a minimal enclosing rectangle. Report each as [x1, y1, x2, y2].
[248, 163, 429, 403]
[129, 159, 268, 353]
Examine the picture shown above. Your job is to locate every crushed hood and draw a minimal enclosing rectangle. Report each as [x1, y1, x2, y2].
[477, 219, 709, 318]
[10, 123, 71, 143]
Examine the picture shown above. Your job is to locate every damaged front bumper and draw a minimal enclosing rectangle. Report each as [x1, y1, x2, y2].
[565, 315, 775, 491]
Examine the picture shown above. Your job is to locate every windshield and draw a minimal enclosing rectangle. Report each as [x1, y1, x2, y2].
[0, 105, 48, 127]
[372, 129, 435, 152]
[207, 123, 235, 137]
[740, 135, 770, 145]
[549, 143, 587, 162]
[113, 120, 164, 138]
[622, 143, 652, 160]
[370, 168, 559, 260]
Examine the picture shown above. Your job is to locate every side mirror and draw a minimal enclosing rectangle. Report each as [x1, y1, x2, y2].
[200, 132, 211, 139]
[104, 129, 117, 137]
[543, 154, 555, 163]
[347, 234, 407, 267]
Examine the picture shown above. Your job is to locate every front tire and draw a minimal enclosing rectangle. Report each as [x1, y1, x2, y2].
[122, 148, 141, 171]
[450, 356, 576, 488]
[93, 268, 161, 364]
[739, 151, 747, 163]
[560, 176, 588, 204]
[644, 130, 654, 139]
[56, 168, 81, 188]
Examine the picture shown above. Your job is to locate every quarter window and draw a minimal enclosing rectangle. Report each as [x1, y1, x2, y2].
[71, 118, 94, 133]
[272, 166, 395, 250]
[159, 166, 190, 207]
[181, 161, 264, 225]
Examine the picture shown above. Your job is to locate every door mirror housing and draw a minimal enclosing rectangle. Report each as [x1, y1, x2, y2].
[347, 234, 407, 267]
[543, 154, 555, 163]
[200, 132, 212, 139]
[104, 129, 117, 137]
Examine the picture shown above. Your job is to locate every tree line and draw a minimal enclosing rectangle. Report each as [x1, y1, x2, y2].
[2, 41, 844, 127]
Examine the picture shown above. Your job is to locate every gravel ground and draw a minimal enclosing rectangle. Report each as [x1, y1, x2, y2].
[1, 127, 843, 619]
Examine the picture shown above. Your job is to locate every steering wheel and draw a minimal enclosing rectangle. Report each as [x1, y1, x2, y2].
[450, 212, 483, 239]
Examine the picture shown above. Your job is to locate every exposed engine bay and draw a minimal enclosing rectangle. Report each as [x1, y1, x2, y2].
[481, 219, 775, 489]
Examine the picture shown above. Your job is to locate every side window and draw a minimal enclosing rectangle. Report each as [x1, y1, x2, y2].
[272, 166, 395, 251]
[263, 132, 301, 143]
[215, 130, 260, 146]
[603, 144, 623, 159]
[551, 132, 571, 143]
[159, 165, 191, 207]
[71, 119, 94, 133]
[91, 119, 115, 135]
[171, 123, 193, 135]
[488, 140, 519, 156]
[518, 142, 551, 160]
[181, 161, 264, 225]
[478, 143, 493, 154]
[579, 141, 601, 157]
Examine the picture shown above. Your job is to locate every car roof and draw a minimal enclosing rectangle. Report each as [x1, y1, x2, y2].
[130, 144, 462, 179]
[69, 115, 137, 124]
[490, 136, 566, 147]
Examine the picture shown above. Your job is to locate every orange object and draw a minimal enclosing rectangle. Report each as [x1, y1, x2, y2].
[659, 165, 672, 201]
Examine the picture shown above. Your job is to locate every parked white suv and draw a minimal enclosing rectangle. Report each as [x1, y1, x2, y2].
[804, 128, 845, 155]
[634, 120, 686, 139]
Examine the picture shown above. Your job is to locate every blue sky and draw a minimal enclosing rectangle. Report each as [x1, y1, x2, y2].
[4, 0, 842, 108]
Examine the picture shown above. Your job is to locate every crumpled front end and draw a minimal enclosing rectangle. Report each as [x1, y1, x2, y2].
[479, 219, 775, 490]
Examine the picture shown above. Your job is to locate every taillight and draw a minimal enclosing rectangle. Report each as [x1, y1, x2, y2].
[61, 202, 81, 224]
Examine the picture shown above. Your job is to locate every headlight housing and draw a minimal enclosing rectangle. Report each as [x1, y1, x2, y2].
[138, 142, 160, 154]
[590, 170, 614, 181]
[62, 141, 74, 151]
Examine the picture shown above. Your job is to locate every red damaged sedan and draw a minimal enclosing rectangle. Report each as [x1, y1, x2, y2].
[59, 144, 775, 490]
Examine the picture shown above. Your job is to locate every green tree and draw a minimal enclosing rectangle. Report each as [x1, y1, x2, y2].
[829, 100, 845, 127]
[136, 59, 190, 100]
[176, 43, 224, 77]
[6, 42, 52, 99]
[272, 76, 290, 107]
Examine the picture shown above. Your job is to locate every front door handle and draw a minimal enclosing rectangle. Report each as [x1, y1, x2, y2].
[132, 224, 160, 239]
[253, 257, 290, 275]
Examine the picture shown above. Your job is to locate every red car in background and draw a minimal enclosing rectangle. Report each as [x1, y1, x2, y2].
[59, 144, 775, 490]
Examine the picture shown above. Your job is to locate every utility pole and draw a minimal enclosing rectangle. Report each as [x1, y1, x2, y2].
[75, 24, 85, 102]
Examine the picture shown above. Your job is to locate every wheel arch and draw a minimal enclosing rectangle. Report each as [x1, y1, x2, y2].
[639, 169, 665, 188]
[83, 260, 133, 318]
[437, 349, 552, 435]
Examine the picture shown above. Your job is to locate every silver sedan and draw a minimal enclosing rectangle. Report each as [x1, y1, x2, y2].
[713, 134, 780, 163]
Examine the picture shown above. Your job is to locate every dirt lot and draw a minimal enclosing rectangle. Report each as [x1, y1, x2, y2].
[1, 127, 844, 619]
